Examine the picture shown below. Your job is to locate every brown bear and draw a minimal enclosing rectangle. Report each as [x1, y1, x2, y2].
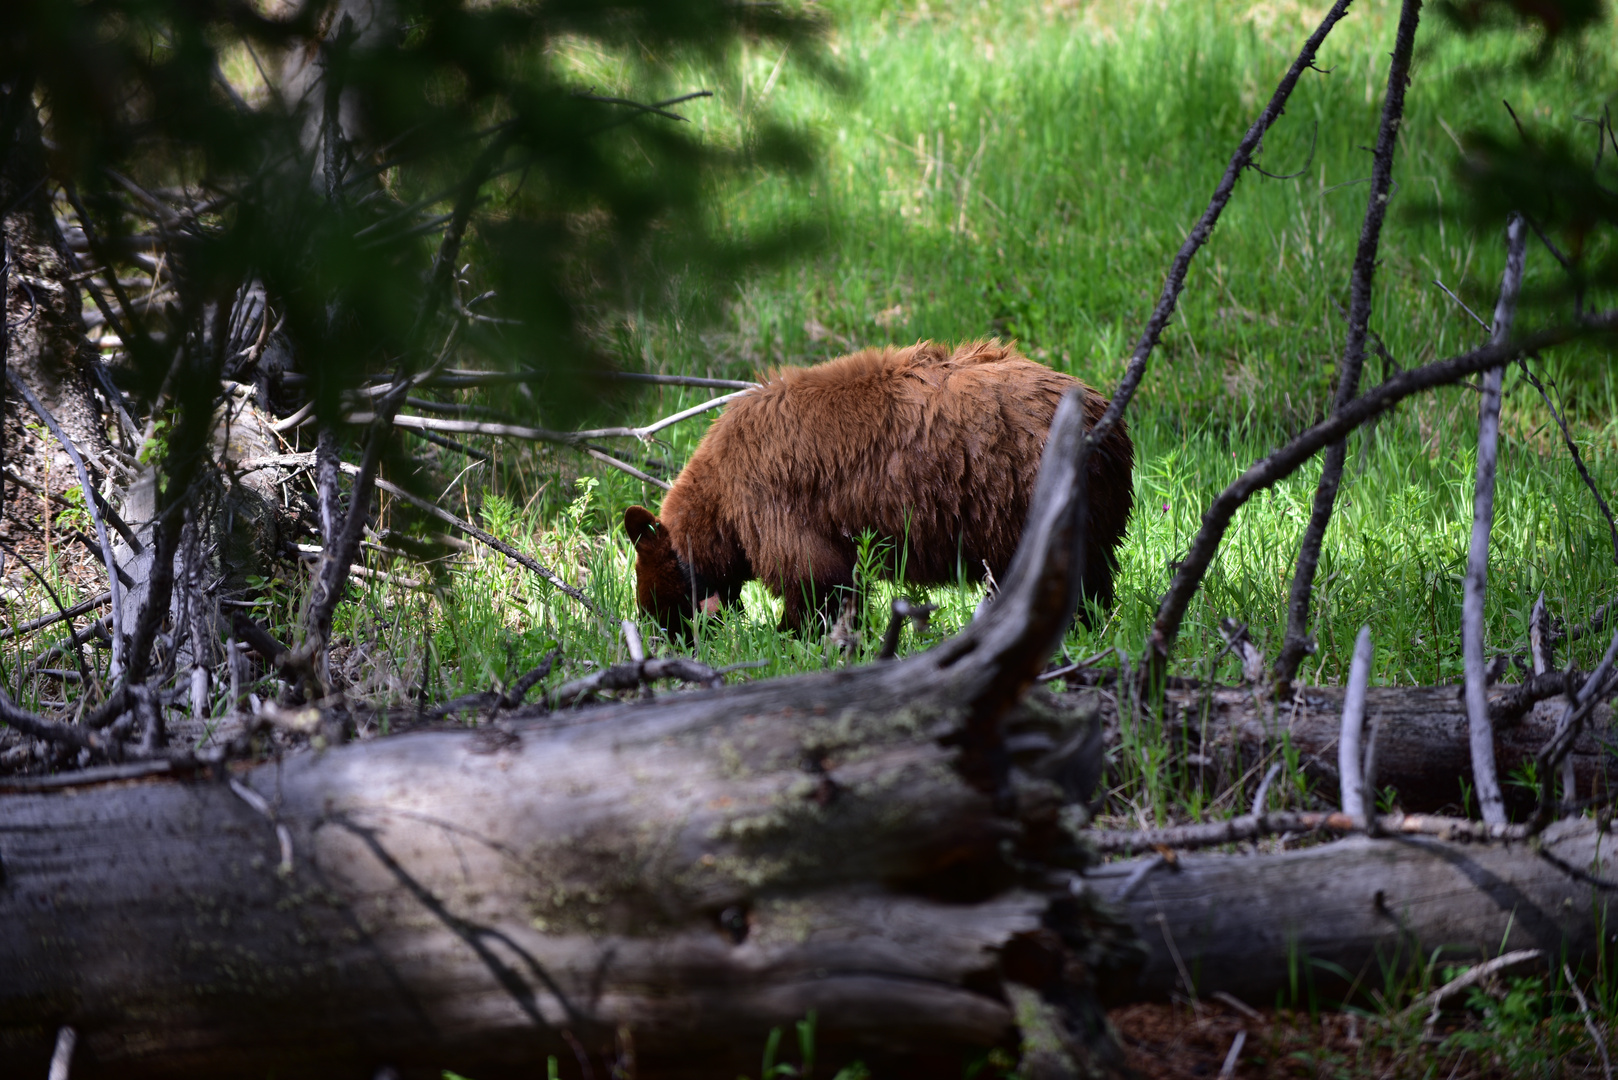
[623, 339, 1133, 636]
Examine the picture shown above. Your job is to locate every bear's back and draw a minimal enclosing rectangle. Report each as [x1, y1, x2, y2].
[674, 340, 1078, 584]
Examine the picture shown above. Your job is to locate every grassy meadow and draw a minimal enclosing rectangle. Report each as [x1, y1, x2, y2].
[315, 0, 1618, 708]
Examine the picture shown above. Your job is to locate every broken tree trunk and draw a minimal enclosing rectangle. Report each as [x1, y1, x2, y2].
[0, 392, 1133, 1080]
[1089, 817, 1615, 1006]
[1070, 682, 1614, 816]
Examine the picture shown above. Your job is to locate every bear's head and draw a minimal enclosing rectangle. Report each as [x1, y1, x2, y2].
[624, 506, 722, 638]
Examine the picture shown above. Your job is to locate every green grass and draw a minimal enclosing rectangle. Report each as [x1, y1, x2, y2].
[310, 0, 1618, 707]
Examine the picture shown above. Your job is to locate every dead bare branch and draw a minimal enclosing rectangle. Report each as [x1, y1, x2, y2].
[878, 598, 937, 661]
[1407, 950, 1543, 1024]
[582, 445, 671, 490]
[1530, 627, 1618, 834]
[0, 590, 112, 642]
[1490, 669, 1581, 728]
[353, 389, 749, 445]
[0, 543, 94, 686]
[549, 656, 726, 709]
[605, 372, 759, 390]
[1464, 213, 1527, 827]
[1565, 962, 1615, 1080]
[0, 685, 96, 751]
[1088, 809, 1537, 856]
[1088, 0, 1354, 457]
[1146, 311, 1618, 675]
[1338, 625, 1372, 820]
[5, 368, 125, 678]
[1515, 357, 1618, 566]
[1274, 0, 1423, 694]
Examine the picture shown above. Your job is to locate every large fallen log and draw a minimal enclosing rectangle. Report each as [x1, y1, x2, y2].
[1064, 683, 1614, 816]
[1088, 817, 1616, 1006]
[0, 686, 1116, 1080]
[0, 392, 1132, 1080]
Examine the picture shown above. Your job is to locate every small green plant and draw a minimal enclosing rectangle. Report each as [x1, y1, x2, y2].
[736, 1011, 873, 1080]
[137, 416, 170, 466]
[1443, 975, 1550, 1076]
[53, 487, 93, 534]
[565, 476, 600, 530]
[1507, 761, 1542, 802]
[962, 1046, 1018, 1079]
[480, 491, 519, 538]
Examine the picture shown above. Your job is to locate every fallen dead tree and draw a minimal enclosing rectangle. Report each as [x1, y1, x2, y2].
[1064, 682, 1616, 816]
[1088, 817, 1616, 1006]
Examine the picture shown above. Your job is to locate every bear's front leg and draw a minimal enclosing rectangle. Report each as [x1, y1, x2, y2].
[775, 533, 856, 636]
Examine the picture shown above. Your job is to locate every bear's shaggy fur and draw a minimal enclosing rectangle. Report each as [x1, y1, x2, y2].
[624, 340, 1133, 635]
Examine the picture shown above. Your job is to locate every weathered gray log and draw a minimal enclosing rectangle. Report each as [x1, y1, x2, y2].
[1088, 817, 1615, 1006]
[0, 391, 1129, 1080]
[0, 687, 1113, 1079]
[1071, 683, 1614, 816]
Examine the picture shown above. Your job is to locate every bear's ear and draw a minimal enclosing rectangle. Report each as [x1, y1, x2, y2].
[624, 505, 661, 545]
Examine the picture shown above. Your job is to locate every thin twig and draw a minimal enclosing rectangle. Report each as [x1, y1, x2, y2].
[1115, 853, 1168, 901]
[311, 368, 759, 391]
[0, 543, 93, 686]
[229, 776, 294, 876]
[352, 389, 749, 445]
[1250, 761, 1283, 816]
[1515, 357, 1618, 566]
[1218, 1030, 1247, 1080]
[606, 372, 759, 390]
[355, 467, 601, 615]
[305, 329, 461, 679]
[1036, 647, 1116, 683]
[1487, 672, 1583, 729]
[2, 466, 142, 553]
[62, 184, 157, 362]
[572, 91, 708, 123]
[1565, 962, 1615, 1080]
[877, 597, 937, 661]
[502, 649, 559, 708]
[1274, 0, 1424, 694]
[0, 684, 97, 751]
[1434, 276, 1492, 332]
[1463, 213, 1527, 827]
[621, 619, 646, 663]
[583, 445, 671, 490]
